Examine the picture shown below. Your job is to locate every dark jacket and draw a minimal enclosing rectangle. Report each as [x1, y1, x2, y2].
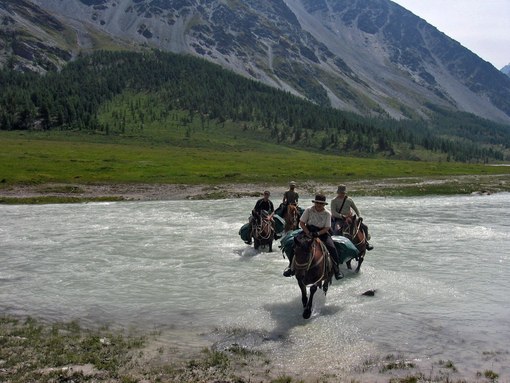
[253, 198, 274, 216]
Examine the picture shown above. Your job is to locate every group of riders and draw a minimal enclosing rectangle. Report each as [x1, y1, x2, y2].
[246, 181, 373, 280]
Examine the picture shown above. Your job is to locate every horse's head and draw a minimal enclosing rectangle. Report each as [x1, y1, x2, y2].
[344, 214, 355, 226]
[346, 216, 367, 253]
[255, 210, 274, 241]
[285, 204, 299, 231]
[293, 237, 313, 278]
[293, 237, 325, 279]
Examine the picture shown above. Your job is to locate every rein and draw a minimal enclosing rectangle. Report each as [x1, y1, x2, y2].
[255, 218, 273, 240]
[347, 218, 365, 248]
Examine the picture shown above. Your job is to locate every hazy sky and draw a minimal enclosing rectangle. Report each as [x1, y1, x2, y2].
[391, 0, 510, 69]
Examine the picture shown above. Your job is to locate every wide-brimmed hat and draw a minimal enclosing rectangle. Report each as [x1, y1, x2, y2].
[337, 185, 346, 194]
[312, 194, 328, 205]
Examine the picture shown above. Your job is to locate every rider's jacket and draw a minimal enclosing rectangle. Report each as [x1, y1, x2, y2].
[331, 196, 360, 219]
[283, 190, 299, 205]
[253, 198, 274, 216]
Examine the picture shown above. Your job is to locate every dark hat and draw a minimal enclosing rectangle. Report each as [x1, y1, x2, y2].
[312, 194, 328, 205]
[337, 185, 346, 194]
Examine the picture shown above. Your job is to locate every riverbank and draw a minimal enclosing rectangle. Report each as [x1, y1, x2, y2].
[1, 174, 509, 204]
[1, 315, 502, 383]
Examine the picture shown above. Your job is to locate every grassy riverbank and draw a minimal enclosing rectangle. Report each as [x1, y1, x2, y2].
[0, 315, 503, 383]
[1, 131, 510, 204]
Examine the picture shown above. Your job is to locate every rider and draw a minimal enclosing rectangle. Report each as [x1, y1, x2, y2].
[284, 194, 343, 280]
[280, 181, 299, 217]
[331, 185, 373, 250]
[247, 190, 274, 245]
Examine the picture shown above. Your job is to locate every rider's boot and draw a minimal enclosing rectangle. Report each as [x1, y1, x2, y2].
[283, 259, 294, 277]
[366, 242, 374, 251]
[333, 261, 344, 280]
[283, 263, 294, 277]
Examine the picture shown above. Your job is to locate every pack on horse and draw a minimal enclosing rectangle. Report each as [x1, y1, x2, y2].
[291, 234, 335, 319]
[284, 203, 300, 232]
[252, 210, 275, 252]
[335, 215, 367, 273]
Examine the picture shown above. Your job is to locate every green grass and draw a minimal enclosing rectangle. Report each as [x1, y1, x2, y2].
[0, 316, 145, 383]
[2, 129, 509, 189]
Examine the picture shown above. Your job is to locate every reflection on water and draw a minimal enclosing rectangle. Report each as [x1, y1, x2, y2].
[1, 193, 509, 379]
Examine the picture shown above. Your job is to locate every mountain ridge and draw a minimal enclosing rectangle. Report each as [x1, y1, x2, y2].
[3, 0, 510, 125]
[502, 64, 510, 77]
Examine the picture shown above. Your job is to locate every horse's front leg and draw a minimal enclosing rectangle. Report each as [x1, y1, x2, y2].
[303, 285, 317, 319]
[346, 259, 352, 270]
[298, 279, 307, 308]
[355, 254, 365, 273]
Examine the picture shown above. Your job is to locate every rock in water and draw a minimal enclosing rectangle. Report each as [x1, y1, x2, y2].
[362, 289, 376, 296]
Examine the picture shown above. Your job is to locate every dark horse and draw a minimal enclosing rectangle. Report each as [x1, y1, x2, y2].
[284, 203, 300, 232]
[292, 236, 334, 319]
[252, 210, 275, 252]
[335, 215, 367, 273]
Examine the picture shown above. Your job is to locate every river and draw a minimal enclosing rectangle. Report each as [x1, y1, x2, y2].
[1, 193, 509, 380]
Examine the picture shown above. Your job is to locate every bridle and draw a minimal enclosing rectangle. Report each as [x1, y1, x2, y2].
[255, 215, 273, 240]
[292, 239, 330, 286]
[287, 204, 298, 227]
[345, 217, 365, 249]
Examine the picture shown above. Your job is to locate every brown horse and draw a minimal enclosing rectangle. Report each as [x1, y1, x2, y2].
[284, 203, 299, 232]
[340, 215, 367, 273]
[292, 236, 334, 319]
[252, 211, 275, 252]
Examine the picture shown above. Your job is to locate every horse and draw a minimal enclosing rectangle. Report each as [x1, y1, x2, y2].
[292, 235, 334, 319]
[284, 203, 300, 232]
[252, 210, 275, 252]
[337, 215, 367, 273]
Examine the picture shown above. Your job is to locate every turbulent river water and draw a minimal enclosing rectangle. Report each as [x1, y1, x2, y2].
[1, 193, 509, 380]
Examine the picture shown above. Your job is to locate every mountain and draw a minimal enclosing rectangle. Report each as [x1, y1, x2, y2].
[3, 0, 510, 126]
[502, 64, 510, 77]
[0, 0, 74, 72]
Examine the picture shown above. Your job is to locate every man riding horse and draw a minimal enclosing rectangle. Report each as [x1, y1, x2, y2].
[283, 194, 343, 280]
[280, 181, 299, 217]
[331, 185, 373, 251]
[246, 190, 274, 245]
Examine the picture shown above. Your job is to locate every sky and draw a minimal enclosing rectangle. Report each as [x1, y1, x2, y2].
[391, 0, 510, 70]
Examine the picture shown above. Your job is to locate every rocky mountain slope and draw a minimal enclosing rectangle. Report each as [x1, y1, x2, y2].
[4, 0, 510, 125]
[0, 0, 73, 72]
[502, 64, 510, 77]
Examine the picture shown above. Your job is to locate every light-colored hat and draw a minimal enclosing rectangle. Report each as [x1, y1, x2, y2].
[337, 185, 346, 194]
[312, 194, 328, 205]
[289, 181, 296, 186]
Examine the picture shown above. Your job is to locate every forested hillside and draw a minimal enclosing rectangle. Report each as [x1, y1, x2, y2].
[1, 50, 509, 163]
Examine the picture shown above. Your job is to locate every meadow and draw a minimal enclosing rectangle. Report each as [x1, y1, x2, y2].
[2, 125, 509, 190]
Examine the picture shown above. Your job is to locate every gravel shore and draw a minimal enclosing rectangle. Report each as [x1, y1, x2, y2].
[1, 174, 509, 203]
